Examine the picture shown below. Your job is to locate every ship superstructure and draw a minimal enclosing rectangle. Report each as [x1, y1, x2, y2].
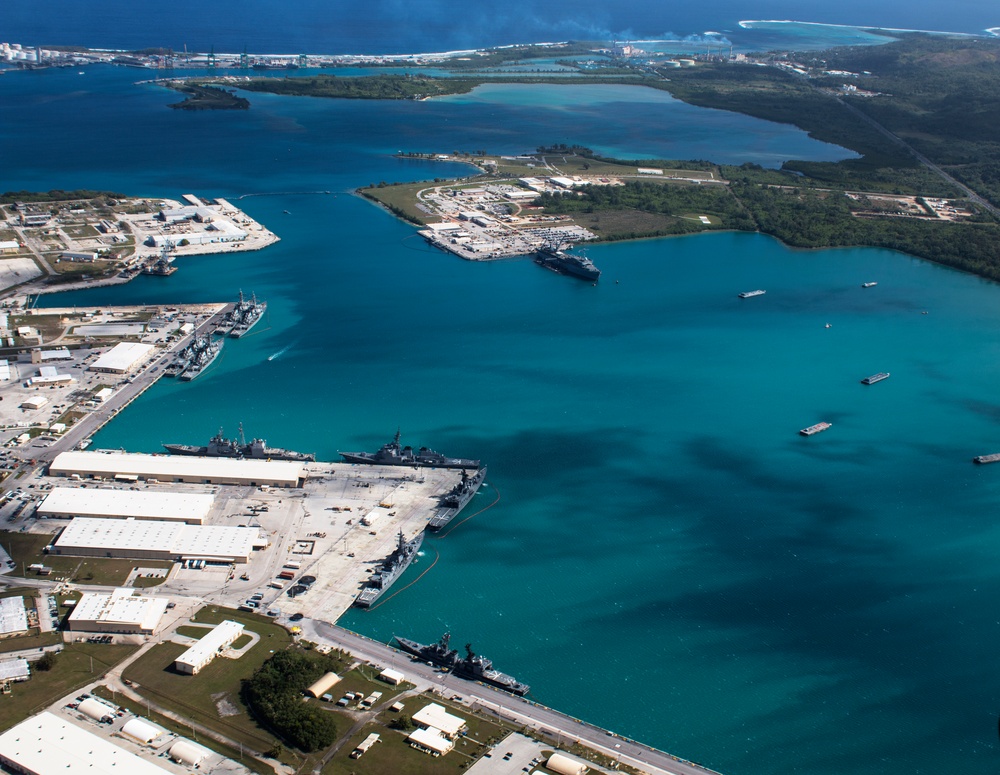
[353, 530, 423, 609]
[164, 423, 315, 461]
[178, 336, 222, 381]
[534, 243, 601, 282]
[339, 429, 480, 470]
[427, 467, 487, 531]
[453, 643, 530, 696]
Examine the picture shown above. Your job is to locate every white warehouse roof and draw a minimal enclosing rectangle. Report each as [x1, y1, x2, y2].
[0, 711, 172, 775]
[55, 518, 266, 564]
[50, 450, 305, 488]
[68, 588, 168, 634]
[0, 596, 27, 635]
[77, 697, 117, 722]
[38, 487, 213, 524]
[89, 342, 154, 373]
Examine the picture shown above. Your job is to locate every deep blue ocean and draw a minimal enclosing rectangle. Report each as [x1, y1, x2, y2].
[4, 8, 1000, 774]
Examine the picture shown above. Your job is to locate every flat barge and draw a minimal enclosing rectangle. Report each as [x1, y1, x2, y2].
[800, 422, 832, 436]
[861, 372, 890, 385]
[738, 289, 766, 298]
[973, 453, 1000, 464]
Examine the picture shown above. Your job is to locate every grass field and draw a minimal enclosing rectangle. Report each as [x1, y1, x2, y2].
[91, 686, 275, 775]
[0, 642, 136, 732]
[0, 629, 61, 655]
[122, 606, 296, 763]
[174, 626, 208, 640]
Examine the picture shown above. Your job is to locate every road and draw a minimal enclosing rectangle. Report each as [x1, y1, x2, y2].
[307, 621, 722, 775]
[837, 97, 1000, 218]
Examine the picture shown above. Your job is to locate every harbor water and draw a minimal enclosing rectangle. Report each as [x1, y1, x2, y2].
[4, 58, 1000, 774]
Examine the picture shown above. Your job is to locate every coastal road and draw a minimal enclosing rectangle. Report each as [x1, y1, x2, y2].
[837, 97, 1000, 219]
[307, 621, 722, 775]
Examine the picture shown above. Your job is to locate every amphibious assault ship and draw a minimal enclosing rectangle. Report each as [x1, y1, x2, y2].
[453, 643, 530, 696]
[534, 244, 601, 282]
[393, 632, 460, 669]
[354, 530, 424, 609]
[427, 467, 487, 532]
[164, 423, 315, 461]
[339, 430, 480, 470]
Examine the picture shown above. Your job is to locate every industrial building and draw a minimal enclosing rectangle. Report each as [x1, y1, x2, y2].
[412, 702, 468, 740]
[174, 620, 244, 675]
[67, 588, 169, 634]
[53, 517, 266, 564]
[168, 738, 212, 767]
[0, 711, 173, 775]
[50, 450, 306, 488]
[407, 726, 454, 757]
[38, 487, 214, 524]
[0, 658, 30, 683]
[547, 752, 591, 775]
[89, 342, 155, 374]
[378, 667, 404, 685]
[0, 596, 28, 636]
[120, 718, 165, 745]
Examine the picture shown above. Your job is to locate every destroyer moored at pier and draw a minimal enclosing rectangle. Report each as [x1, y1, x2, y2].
[339, 429, 480, 469]
[354, 530, 423, 609]
[427, 466, 486, 531]
[178, 336, 223, 381]
[164, 423, 315, 461]
[394, 633, 529, 695]
[393, 632, 460, 669]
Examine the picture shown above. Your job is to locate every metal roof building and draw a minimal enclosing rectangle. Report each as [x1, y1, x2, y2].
[67, 588, 169, 634]
[38, 487, 213, 524]
[50, 450, 305, 488]
[0, 658, 30, 683]
[0, 711, 172, 775]
[89, 342, 155, 374]
[54, 517, 266, 564]
[120, 718, 165, 744]
[407, 727, 454, 757]
[174, 620, 244, 675]
[412, 702, 468, 739]
[0, 596, 28, 635]
[305, 671, 342, 698]
[169, 738, 212, 767]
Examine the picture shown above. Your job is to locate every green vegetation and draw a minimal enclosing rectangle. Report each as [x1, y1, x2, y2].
[241, 650, 340, 752]
[167, 83, 249, 110]
[0, 190, 124, 205]
[175, 626, 208, 640]
[0, 642, 136, 731]
[238, 74, 480, 100]
[0, 630, 62, 655]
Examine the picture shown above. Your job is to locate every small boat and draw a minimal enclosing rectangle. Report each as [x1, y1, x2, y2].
[800, 422, 832, 436]
[738, 289, 766, 298]
[862, 282, 877, 288]
[861, 372, 890, 385]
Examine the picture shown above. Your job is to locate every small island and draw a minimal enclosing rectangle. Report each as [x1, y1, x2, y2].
[167, 82, 249, 110]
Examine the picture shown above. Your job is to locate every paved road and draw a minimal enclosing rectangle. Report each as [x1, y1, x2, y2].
[837, 97, 1000, 219]
[307, 621, 722, 775]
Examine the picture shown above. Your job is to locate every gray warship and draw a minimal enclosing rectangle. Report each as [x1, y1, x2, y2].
[215, 290, 267, 337]
[393, 632, 460, 669]
[178, 336, 222, 381]
[427, 467, 487, 532]
[453, 643, 530, 696]
[354, 530, 424, 609]
[339, 429, 480, 470]
[164, 423, 315, 461]
[534, 243, 601, 282]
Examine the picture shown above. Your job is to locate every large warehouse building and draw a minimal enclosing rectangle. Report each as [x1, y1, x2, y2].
[67, 587, 169, 634]
[49, 450, 305, 488]
[38, 487, 214, 524]
[53, 517, 266, 564]
[89, 342, 155, 374]
[0, 712, 173, 775]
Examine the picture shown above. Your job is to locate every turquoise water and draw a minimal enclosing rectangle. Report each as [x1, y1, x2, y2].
[6, 64, 1000, 774]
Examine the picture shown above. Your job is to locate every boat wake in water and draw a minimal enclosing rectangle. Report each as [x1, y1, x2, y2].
[267, 342, 294, 362]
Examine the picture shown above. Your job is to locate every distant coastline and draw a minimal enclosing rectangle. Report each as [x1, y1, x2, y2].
[738, 18, 996, 37]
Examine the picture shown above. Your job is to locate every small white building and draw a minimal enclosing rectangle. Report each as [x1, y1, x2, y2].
[350, 733, 381, 759]
[89, 342, 155, 374]
[20, 396, 48, 410]
[174, 620, 244, 675]
[378, 667, 404, 686]
[547, 752, 590, 775]
[0, 240, 19, 254]
[67, 588, 169, 634]
[407, 726, 454, 757]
